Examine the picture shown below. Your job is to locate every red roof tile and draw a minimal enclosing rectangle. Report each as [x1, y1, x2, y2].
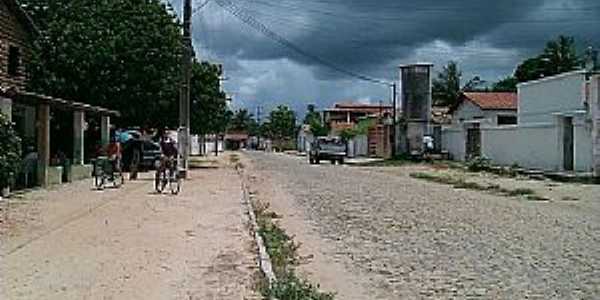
[462, 92, 517, 110]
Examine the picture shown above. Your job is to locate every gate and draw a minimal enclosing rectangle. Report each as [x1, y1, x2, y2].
[466, 124, 481, 159]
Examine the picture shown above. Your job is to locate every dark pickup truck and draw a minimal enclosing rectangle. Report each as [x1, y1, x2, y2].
[309, 137, 346, 164]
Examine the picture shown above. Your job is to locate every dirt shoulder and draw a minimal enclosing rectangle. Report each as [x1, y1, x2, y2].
[1, 155, 259, 300]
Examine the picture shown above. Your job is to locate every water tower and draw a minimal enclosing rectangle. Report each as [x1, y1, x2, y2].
[398, 63, 433, 155]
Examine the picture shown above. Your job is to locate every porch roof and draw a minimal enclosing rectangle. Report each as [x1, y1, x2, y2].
[1, 88, 120, 117]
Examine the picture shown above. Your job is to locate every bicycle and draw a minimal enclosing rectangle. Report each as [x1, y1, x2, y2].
[154, 156, 181, 195]
[92, 156, 124, 190]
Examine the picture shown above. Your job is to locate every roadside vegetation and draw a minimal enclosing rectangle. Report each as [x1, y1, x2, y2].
[409, 172, 548, 200]
[252, 200, 335, 300]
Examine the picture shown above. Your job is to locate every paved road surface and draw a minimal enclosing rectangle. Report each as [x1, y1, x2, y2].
[1, 166, 258, 300]
[246, 152, 600, 299]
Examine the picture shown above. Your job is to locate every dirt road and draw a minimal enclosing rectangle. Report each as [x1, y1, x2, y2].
[1, 162, 258, 300]
[245, 151, 600, 299]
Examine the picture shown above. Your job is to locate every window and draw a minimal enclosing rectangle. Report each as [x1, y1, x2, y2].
[497, 115, 517, 125]
[8, 46, 21, 76]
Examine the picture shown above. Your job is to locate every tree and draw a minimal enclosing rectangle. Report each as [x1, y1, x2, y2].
[229, 109, 254, 132]
[0, 113, 22, 189]
[267, 105, 296, 142]
[190, 61, 230, 135]
[492, 76, 518, 92]
[432, 61, 483, 109]
[303, 104, 329, 137]
[515, 35, 581, 83]
[21, 0, 183, 127]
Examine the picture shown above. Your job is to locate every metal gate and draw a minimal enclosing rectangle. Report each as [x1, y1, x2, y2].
[466, 124, 481, 159]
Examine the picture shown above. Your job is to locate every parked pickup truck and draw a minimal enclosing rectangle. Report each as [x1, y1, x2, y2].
[309, 137, 346, 164]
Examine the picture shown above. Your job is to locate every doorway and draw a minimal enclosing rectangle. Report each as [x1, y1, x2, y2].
[466, 123, 481, 160]
[563, 117, 574, 171]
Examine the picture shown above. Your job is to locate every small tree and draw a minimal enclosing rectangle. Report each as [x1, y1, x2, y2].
[0, 113, 22, 189]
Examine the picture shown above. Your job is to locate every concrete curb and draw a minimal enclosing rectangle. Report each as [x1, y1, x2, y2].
[237, 167, 278, 287]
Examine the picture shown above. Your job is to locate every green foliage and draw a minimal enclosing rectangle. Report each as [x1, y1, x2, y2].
[267, 273, 335, 300]
[303, 104, 329, 137]
[0, 113, 22, 187]
[492, 76, 518, 92]
[433, 61, 462, 108]
[190, 61, 230, 135]
[433, 61, 483, 109]
[229, 109, 254, 132]
[22, 0, 183, 127]
[466, 156, 491, 172]
[514, 35, 581, 83]
[266, 105, 297, 141]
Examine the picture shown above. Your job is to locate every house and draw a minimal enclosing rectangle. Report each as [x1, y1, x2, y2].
[224, 132, 249, 150]
[481, 70, 599, 173]
[442, 92, 517, 160]
[1, 0, 119, 188]
[451, 92, 518, 126]
[324, 102, 392, 134]
[443, 68, 600, 174]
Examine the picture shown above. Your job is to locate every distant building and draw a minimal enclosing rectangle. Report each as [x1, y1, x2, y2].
[451, 92, 518, 126]
[323, 102, 392, 134]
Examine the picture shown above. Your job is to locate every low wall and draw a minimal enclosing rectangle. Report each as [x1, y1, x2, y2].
[482, 124, 560, 171]
[48, 166, 63, 185]
[69, 164, 93, 182]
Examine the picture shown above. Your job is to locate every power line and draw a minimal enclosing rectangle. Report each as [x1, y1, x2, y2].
[192, 0, 211, 16]
[213, 0, 392, 86]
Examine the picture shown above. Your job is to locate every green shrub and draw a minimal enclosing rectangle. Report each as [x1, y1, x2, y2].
[466, 156, 491, 172]
[0, 113, 22, 188]
[267, 272, 335, 300]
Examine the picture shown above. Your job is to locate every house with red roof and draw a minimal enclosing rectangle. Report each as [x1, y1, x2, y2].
[451, 92, 518, 126]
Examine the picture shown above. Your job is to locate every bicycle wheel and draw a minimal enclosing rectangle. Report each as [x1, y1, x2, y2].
[155, 170, 164, 193]
[94, 173, 105, 190]
[169, 169, 181, 195]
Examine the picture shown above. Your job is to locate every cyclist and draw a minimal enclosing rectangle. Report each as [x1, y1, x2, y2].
[106, 134, 122, 179]
[159, 131, 178, 175]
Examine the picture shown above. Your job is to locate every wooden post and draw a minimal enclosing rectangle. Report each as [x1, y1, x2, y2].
[101, 115, 110, 146]
[37, 104, 50, 187]
[73, 111, 85, 165]
[591, 75, 600, 177]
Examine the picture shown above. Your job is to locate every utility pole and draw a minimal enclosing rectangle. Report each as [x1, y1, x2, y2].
[179, 0, 193, 178]
[391, 82, 397, 157]
[256, 106, 262, 150]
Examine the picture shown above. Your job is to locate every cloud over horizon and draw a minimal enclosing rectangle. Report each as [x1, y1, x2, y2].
[170, 0, 600, 115]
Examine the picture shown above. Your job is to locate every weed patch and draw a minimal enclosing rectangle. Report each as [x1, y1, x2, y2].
[253, 200, 335, 299]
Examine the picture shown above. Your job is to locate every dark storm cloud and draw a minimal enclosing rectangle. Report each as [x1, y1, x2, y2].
[182, 0, 600, 111]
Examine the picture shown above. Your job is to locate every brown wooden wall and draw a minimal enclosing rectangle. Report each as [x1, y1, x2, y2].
[0, 0, 32, 91]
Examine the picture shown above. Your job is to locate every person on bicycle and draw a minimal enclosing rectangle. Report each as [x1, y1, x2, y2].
[106, 134, 122, 179]
[159, 131, 178, 173]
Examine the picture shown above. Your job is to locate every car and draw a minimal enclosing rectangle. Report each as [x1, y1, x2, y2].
[121, 139, 162, 171]
[309, 137, 346, 165]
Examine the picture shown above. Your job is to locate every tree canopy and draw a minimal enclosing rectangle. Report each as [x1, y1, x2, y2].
[432, 61, 483, 109]
[190, 61, 231, 135]
[21, 0, 183, 127]
[303, 104, 329, 137]
[264, 105, 296, 141]
[514, 35, 581, 83]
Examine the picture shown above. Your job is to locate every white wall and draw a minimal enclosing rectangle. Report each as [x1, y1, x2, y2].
[442, 127, 466, 161]
[574, 119, 593, 172]
[518, 71, 587, 124]
[482, 124, 561, 171]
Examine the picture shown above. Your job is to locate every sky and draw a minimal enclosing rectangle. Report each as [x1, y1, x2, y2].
[169, 0, 600, 117]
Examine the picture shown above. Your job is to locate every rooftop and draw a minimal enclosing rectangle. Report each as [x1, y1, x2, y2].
[462, 92, 518, 111]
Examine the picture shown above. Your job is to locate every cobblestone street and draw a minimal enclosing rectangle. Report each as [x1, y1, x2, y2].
[246, 152, 600, 299]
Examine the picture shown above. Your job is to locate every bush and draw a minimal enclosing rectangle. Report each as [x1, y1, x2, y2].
[466, 156, 491, 172]
[0, 113, 22, 188]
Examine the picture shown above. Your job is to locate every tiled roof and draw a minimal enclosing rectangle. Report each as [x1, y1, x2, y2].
[463, 92, 517, 110]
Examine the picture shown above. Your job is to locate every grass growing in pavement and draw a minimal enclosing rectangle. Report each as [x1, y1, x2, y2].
[253, 201, 335, 300]
[410, 172, 544, 199]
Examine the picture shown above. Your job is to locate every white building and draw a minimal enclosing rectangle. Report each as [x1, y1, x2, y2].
[443, 70, 600, 173]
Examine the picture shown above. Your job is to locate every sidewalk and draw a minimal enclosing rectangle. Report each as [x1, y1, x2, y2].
[1, 159, 258, 299]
